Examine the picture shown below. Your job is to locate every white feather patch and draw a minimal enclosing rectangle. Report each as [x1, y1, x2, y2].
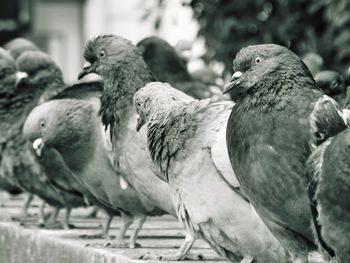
[342, 109, 350, 126]
[211, 118, 240, 188]
[100, 123, 115, 167]
[120, 176, 129, 190]
[101, 125, 113, 151]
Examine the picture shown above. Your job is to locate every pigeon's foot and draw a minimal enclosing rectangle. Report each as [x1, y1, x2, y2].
[41, 221, 64, 230]
[128, 241, 142, 249]
[105, 240, 141, 249]
[139, 252, 204, 261]
[85, 240, 140, 249]
[63, 223, 75, 230]
[79, 233, 113, 240]
[11, 211, 36, 222]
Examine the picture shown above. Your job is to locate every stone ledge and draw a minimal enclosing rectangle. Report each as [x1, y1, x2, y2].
[0, 222, 135, 263]
[0, 195, 224, 263]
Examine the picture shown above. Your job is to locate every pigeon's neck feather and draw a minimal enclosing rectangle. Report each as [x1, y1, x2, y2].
[100, 60, 155, 142]
[146, 101, 208, 180]
[0, 75, 16, 94]
[55, 115, 95, 172]
[237, 66, 318, 113]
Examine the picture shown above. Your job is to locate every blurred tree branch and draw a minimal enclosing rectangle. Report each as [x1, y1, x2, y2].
[144, 0, 350, 75]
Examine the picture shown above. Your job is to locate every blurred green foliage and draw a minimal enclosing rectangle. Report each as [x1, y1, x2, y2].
[185, 0, 350, 74]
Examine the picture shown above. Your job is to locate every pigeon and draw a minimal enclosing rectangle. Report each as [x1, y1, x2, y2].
[18, 53, 125, 230]
[34, 74, 123, 233]
[0, 39, 41, 206]
[315, 70, 346, 106]
[4, 38, 40, 60]
[0, 47, 24, 195]
[0, 49, 86, 228]
[137, 36, 225, 101]
[224, 44, 328, 262]
[307, 128, 350, 263]
[134, 82, 291, 262]
[306, 96, 349, 262]
[23, 85, 165, 247]
[0, 47, 36, 217]
[78, 34, 206, 260]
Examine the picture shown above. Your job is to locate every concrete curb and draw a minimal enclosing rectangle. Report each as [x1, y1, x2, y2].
[0, 222, 137, 263]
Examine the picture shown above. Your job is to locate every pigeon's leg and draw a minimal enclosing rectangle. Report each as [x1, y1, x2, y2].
[171, 231, 198, 260]
[128, 214, 146, 248]
[140, 231, 204, 261]
[12, 194, 34, 221]
[103, 212, 133, 248]
[38, 200, 47, 225]
[63, 208, 75, 229]
[44, 207, 61, 229]
[100, 214, 113, 238]
[79, 214, 114, 240]
[21, 193, 34, 217]
[0, 191, 6, 207]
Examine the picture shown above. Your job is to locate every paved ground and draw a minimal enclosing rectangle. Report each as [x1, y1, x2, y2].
[0, 193, 323, 263]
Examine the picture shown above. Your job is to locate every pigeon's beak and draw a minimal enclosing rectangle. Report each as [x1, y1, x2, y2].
[15, 71, 28, 85]
[78, 62, 95, 80]
[136, 115, 145, 132]
[32, 138, 44, 157]
[223, 71, 244, 94]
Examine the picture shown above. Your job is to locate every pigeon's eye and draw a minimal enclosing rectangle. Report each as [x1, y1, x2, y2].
[331, 80, 338, 89]
[40, 121, 46, 128]
[99, 50, 106, 58]
[255, 57, 262, 64]
[137, 102, 142, 108]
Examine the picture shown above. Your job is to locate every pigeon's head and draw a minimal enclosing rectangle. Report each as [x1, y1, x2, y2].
[224, 44, 313, 100]
[17, 50, 58, 75]
[309, 95, 348, 147]
[136, 36, 190, 83]
[315, 71, 345, 96]
[16, 50, 63, 87]
[301, 52, 323, 76]
[0, 47, 16, 81]
[134, 82, 193, 131]
[4, 38, 39, 60]
[78, 34, 141, 80]
[137, 36, 167, 55]
[23, 99, 94, 156]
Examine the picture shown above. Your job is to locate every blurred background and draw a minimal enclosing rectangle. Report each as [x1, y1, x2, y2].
[1, 0, 350, 83]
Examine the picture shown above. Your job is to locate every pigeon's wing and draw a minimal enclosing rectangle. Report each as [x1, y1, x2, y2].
[49, 81, 103, 101]
[39, 148, 85, 197]
[210, 102, 240, 188]
[3, 137, 66, 207]
[306, 137, 337, 257]
[205, 102, 249, 201]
